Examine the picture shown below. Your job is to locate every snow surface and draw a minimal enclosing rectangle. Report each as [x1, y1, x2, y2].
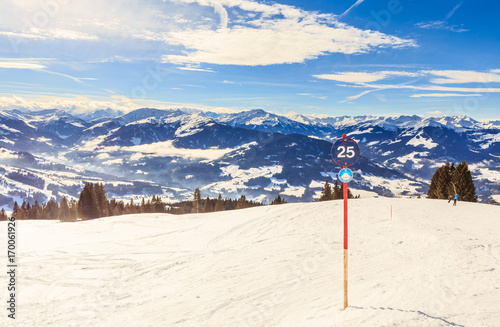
[205, 165, 284, 194]
[406, 132, 438, 149]
[2, 198, 499, 327]
[360, 174, 422, 196]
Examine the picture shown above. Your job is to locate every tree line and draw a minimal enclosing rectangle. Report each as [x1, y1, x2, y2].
[0, 183, 286, 221]
[168, 188, 265, 215]
[318, 179, 358, 201]
[0, 160, 479, 222]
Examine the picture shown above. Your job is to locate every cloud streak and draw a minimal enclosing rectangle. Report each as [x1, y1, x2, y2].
[340, 0, 365, 18]
[415, 21, 468, 33]
[425, 70, 500, 84]
[314, 71, 420, 83]
[411, 93, 483, 98]
[445, 2, 463, 20]
[0, 62, 46, 69]
[315, 69, 500, 102]
[0, 28, 99, 41]
[0, 59, 95, 84]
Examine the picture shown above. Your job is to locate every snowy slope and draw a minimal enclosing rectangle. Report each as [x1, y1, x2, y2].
[3, 198, 500, 326]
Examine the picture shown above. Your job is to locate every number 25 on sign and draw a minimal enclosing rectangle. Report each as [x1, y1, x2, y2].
[331, 136, 360, 167]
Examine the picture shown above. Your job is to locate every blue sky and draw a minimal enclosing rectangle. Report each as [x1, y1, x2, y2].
[0, 0, 499, 119]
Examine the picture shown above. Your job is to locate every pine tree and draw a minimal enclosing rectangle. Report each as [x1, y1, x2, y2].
[95, 183, 109, 217]
[0, 208, 7, 221]
[339, 182, 354, 199]
[17, 201, 27, 220]
[319, 180, 334, 201]
[427, 170, 439, 199]
[428, 163, 452, 199]
[154, 196, 165, 213]
[203, 196, 212, 213]
[150, 196, 156, 213]
[69, 198, 78, 220]
[193, 188, 202, 213]
[59, 197, 73, 222]
[439, 163, 453, 198]
[12, 201, 19, 218]
[28, 201, 35, 219]
[236, 195, 248, 209]
[139, 197, 145, 213]
[24, 201, 30, 219]
[214, 194, 224, 212]
[333, 180, 342, 199]
[271, 195, 288, 205]
[78, 183, 100, 220]
[43, 199, 59, 220]
[451, 161, 477, 202]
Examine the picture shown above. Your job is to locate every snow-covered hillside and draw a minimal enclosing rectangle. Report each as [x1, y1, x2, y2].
[5, 198, 500, 326]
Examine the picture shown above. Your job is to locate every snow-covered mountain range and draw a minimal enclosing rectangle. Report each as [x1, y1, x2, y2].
[0, 108, 498, 209]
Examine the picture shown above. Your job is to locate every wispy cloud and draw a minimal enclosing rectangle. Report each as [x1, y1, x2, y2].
[425, 70, 500, 84]
[0, 59, 95, 84]
[365, 83, 500, 93]
[415, 20, 468, 33]
[411, 93, 483, 98]
[340, 0, 365, 18]
[0, 28, 99, 41]
[176, 65, 215, 73]
[427, 110, 443, 115]
[315, 69, 500, 102]
[339, 89, 379, 103]
[298, 93, 327, 100]
[0, 62, 46, 69]
[38, 70, 97, 84]
[181, 84, 206, 88]
[445, 2, 463, 20]
[314, 71, 420, 83]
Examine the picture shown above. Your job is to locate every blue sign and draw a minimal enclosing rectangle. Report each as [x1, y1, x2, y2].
[338, 168, 354, 183]
[331, 136, 360, 167]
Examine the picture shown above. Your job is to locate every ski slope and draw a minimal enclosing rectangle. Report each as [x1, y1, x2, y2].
[2, 198, 500, 326]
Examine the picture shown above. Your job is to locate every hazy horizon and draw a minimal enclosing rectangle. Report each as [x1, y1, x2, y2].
[1, 0, 499, 119]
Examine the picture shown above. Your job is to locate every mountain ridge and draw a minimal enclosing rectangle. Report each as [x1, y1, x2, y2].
[0, 107, 498, 209]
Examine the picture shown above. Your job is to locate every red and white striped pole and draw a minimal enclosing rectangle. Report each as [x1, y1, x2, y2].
[342, 133, 348, 311]
[343, 165, 348, 310]
[332, 133, 359, 311]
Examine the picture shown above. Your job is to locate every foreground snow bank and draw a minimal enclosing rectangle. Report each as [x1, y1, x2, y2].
[2, 198, 500, 326]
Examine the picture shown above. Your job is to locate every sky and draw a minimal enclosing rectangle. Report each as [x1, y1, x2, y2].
[0, 0, 499, 119]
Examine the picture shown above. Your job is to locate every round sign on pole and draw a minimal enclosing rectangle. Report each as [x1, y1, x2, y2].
[338, 168, 353, 183]
[331, 135, 360, 167]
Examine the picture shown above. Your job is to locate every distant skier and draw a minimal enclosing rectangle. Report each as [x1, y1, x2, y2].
[448, 195, 453, 203]
[453, 194, 458, 206]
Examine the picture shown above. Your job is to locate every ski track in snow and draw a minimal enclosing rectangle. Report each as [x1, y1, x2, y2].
[1, 198, 499, 326]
